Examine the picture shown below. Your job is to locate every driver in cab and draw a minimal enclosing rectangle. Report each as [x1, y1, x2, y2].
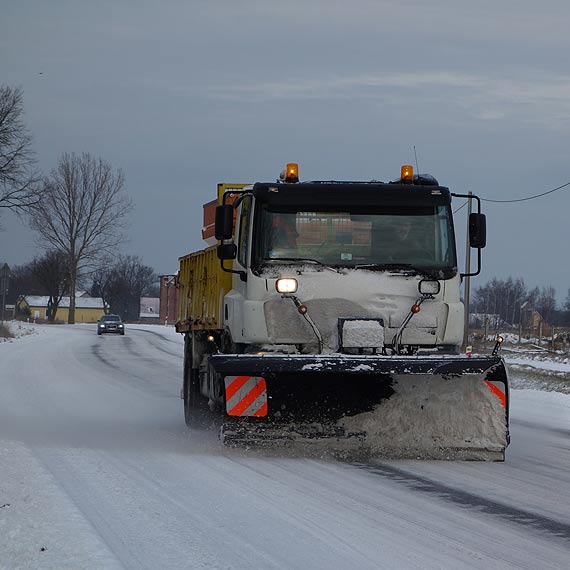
[270, 213, 298, 250]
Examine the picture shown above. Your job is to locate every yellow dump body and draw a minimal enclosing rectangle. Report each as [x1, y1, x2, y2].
[176, 246, 232, 333]
[177, 183, 249, 333]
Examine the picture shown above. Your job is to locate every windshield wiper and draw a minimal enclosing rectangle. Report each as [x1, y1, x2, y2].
[354, 263, 415, 270]
[353, 263, 438, 277]
[262, 257, 342, 273]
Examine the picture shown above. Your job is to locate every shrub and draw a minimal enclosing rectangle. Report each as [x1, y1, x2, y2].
[0, 324, 14, 339]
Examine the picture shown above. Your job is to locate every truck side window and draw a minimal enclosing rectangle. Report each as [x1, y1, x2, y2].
[237, 196, 252, 268]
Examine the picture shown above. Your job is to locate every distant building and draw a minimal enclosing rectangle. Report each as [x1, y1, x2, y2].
[159, 275, 178, 323]
[522, 307, 554, 337]
[18, 295, 105, 323]
[140, 297, 160, 322]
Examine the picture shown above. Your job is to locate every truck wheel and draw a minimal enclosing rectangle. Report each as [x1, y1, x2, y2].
[183, 334, 210, 428]
[183, 368, 209, 427]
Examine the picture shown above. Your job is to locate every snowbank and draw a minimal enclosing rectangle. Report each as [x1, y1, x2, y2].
[0, 321, 39, 343]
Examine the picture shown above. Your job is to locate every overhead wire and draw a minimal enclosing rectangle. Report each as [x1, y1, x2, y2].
[453, 178, 570, 214]
[482, 179, 570, 203]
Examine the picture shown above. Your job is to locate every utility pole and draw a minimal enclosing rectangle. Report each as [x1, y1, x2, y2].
[165, 280, 170, 326]
[519, 301, 528, 344]
[0, 264, 10, 324]
[463, 192, 473, 349]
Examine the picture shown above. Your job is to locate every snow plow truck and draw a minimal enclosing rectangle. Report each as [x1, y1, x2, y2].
[176, 163, 509, 460]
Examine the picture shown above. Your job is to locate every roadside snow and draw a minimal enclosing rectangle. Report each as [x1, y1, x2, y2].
[510, 388, 570, 430]
[505, 356, 570, 373]
[1, 321, 39, 342]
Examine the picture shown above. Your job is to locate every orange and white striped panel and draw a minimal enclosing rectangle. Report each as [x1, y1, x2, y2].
[484, 380, 507, 408]
[224, 376, 268, 417]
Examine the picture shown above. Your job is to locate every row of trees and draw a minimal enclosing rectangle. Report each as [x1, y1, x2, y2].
[1, 84, 138, 323]
[7, 253, 157, 322]
[6, 251, 70, 321]
[471, 277, 570, 328]
[90, 255, 158, 321]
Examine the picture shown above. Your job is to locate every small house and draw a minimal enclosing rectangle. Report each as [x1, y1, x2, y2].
[18, 295, 106, 323]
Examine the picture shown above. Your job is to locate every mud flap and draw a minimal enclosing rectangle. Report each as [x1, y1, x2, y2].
[224, 375, 268, 417]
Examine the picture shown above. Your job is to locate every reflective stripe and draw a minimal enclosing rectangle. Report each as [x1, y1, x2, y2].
[485, 380, 506, 408]
[224, 376, 268, 417]
[225, 376, 252, 401]
[252, 401, 268, 417]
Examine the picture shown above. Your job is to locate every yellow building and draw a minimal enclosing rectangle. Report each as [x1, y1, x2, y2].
[18, 295, 106, 323]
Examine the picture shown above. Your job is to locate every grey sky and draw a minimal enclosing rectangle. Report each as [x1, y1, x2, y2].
[1, 0, 570, 300]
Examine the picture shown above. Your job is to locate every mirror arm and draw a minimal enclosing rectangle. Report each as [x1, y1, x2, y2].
[219, 258, 247, 282]
[452, 192, 483, 279]
[452, 192, 482, 214]
[217, 190, 251, 282]
[462, 247, 482, 278]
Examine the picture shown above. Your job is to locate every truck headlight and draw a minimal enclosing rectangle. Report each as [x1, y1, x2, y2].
[276, 278, 298, 294]
[419, 279, 440, 296]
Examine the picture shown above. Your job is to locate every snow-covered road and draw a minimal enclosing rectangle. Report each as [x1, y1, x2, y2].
[1, 324, 569, 569]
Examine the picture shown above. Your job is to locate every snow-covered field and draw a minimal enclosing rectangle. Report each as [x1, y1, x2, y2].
[1, 322, 569, 569]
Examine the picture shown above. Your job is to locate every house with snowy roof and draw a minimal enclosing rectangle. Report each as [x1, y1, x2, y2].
[17, 295, 106, 323]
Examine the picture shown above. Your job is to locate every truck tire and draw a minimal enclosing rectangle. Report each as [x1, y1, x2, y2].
[183, 335, 209, 428]
[184, 368, 210, 427]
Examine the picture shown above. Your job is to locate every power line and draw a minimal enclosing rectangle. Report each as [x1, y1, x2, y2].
[453, 178, 570, 213]
[481, 180, 570, 204]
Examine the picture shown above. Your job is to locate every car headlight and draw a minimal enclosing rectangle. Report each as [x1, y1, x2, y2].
[99, 324, 105, 328]
[119, 324, 124, 328]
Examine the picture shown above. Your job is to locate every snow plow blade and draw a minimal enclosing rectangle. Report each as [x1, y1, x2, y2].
[220, 421, 367, 450]
[210, 354, 509, 460]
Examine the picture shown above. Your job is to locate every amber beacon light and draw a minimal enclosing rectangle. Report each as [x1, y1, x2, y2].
[285, 163, 299, 183]
[400, 164, 414, 183]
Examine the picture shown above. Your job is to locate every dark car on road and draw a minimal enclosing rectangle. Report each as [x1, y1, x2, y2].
[97, 314, 125, 335]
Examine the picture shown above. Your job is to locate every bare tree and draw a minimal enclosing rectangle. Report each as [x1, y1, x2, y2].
[29, 152, 132, 323]
[536, 286, 557, 325]
[31, 250, 70, 322]
[5, 262, 43, 305]
[104, 255, 157, 321]
[472, 276, 532, 334]
[564, 287, 570, 313]
[0, 86, 40, 218]
[90, 261, 115, 314]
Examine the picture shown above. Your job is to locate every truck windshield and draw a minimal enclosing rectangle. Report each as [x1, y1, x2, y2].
[253, 204, 457, 276]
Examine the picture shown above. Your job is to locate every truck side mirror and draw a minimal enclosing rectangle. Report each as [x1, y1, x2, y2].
[469, 213, 486, 248]
[215, 205, 234, 240]
[217, 243, 237, 260]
